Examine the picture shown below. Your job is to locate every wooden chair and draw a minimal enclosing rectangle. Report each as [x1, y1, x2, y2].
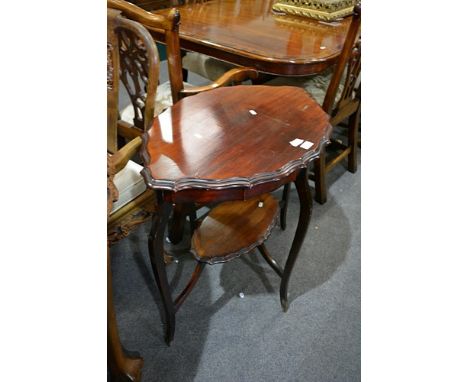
[107, 10, 156, 381]
[125, 0, 234, 82]
[108, 0, 258, 142]
[107, 9, 158, 244]
[108, 0, 259, 244]
[268, 3, 361, 208]
[108, 157, 144, 382]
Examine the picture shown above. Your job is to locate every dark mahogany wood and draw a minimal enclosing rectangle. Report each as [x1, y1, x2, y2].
[149, 0, 352, 75]
[280, 183, 291, 230]
[108, 0, 258, 108]
[148, 193, 176, 345]
[141, 85, 332, 199]
[191, 194, 279, 264]
[142, 85, 331, 344]
[280, 167, 311, 311]
[174, 262, 205, 311]
[258, 243, 284, 278]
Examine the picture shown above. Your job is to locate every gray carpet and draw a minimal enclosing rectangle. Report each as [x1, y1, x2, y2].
[110, 63, 361, 381]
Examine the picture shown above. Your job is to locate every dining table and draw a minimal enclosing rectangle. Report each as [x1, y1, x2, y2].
[147, 0, 352, 76]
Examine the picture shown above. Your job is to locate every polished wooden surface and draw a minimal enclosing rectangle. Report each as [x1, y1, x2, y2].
[141, 85, 332, 193]
[143, 85, 331, 344]
[192, 194, 279, 264]
[109, 0, 259, 108]
[150, 0, 352, 75]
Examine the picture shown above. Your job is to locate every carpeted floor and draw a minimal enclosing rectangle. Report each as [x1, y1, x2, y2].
[110, 63, 361, 382]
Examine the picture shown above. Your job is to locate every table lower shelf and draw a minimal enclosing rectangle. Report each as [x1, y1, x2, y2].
[191, 193, 279, 265]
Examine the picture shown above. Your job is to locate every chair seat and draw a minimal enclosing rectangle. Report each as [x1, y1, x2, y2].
[110, 160, 147, 214]
[266, 67, 345, 107]
[191, 194, 279, 265]
[120, 80, 192, 124]
[182, 52, 236, 82]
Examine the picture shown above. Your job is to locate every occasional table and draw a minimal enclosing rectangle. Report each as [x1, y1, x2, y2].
[141, 85, 332, 344]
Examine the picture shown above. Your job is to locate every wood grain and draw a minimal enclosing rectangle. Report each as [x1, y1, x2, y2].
[150, 0, 352, 75]
[141, 85, 332, 192]
[191, 194, 279, 264]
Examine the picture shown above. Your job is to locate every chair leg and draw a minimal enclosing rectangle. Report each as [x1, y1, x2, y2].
[347, 106, 360, 173]
[181, 50, 189, 82]
[182, 68, 189, 82]
[280, 183, 291, 230]
[108, 248, 143, 381]
[313, 150, 327, 204]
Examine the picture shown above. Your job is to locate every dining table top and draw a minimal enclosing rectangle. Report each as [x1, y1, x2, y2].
[150, 0, 352, 76]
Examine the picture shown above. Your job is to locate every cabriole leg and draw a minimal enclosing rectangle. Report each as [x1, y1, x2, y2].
[280, 183, 291, 230]
[280, 168, 313, 312]
[148, 192, 176, 345]
[313, 149, 327, 204]
[108, 248, 143, 381]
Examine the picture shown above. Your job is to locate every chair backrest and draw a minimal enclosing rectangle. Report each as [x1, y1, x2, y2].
[108, 5, 160, 139]
[108, 0, 184, 105]
[322, 3, 361, 115]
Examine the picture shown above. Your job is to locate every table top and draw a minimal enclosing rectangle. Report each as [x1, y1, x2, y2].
[151, 0, 351, 75]
[141, 85, 331, 194]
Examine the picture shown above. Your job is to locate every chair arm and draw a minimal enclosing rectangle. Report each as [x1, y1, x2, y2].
[111, 136, 142, 173]
[107, 0, 179, 31]
[180, 67, 258, 96]
[117, 120, 143, 140]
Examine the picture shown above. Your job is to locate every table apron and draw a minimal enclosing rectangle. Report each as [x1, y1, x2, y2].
[149, 29, 337, 76]
[162, 171, 299, 204]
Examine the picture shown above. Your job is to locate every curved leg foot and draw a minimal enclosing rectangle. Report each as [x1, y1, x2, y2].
[109, 353, 144, 382]
[108, 249, 144, 381]
[280, 183, 291, 230]
[279, 168, 313, 311]
[148, 193, 176, 345]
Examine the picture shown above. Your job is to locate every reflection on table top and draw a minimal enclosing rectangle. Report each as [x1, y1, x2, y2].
[141, 86, 331, 191]
[151, 0, 352, 75]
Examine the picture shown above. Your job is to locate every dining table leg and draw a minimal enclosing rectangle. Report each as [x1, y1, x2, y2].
[148, 191, 176, 345]
[279, 168, 313, 312]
